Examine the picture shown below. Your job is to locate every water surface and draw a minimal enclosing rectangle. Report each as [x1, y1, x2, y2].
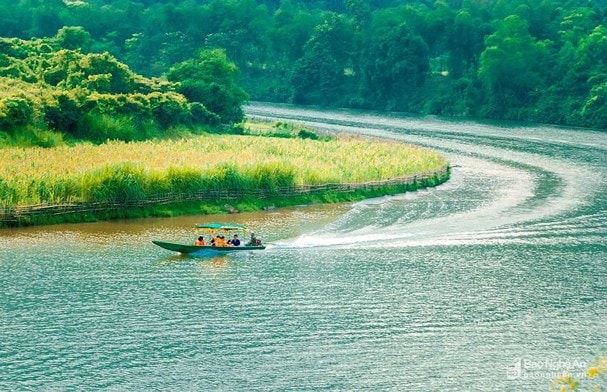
[1, 104, 606, 390]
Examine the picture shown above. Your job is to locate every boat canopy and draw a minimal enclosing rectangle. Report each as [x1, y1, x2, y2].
[194, 223, 251, 232]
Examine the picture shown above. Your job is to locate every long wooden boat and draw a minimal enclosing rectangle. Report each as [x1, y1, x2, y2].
[152, 240, 266, 254]
[152, 222, 266, 254]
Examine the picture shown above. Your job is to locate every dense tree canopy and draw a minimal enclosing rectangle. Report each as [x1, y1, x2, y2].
[168, 48, 248, 124]
[1, 0, 606, 129]
[478, 15, 550, 118]
[291, 15, 355, 105]
[0, 32, 243, 144]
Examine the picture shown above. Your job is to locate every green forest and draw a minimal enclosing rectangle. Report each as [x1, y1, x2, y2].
[0, 30, 247, 146]
[1, 0, 607, 133]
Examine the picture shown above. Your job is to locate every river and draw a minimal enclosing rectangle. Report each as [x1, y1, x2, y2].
[1, 103, 606, 390]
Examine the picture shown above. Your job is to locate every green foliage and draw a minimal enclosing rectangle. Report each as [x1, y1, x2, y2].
[1, 132, 446, 210]
[291, 14, 355, 106]
[44, 92, 81, 134]
[0, 97, 35, 130]
[478, 15, 550, 118]
[148, 92, 192, 128]
[580, 82, 607, 129]
[0, 126, 64, 148]
[297, 129, 320, 140]
[243, 120, 331, 140]
[165, 167, 203, 195]
[190, 102, 221, 125]
[245, 162, 296, 191]
[78, 112, 137, 142]
[0, 31, 248, 145]
[55, 26, 93, 52]
[363, 17, 430, 110]
[167, 49, 248, 124]
[447, 10, 485, 79]
[82, 162, 148, 203]
[1, 0, 606, 132]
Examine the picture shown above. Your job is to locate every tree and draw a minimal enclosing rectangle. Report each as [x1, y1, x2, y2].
[478, 15, 550, 117]
[571, 25, 607, 127]
[558, 6, 601, 46]
[270, 1, 319, 64]
[344, 0, 371, 28]
[446, 10, 483, 79]
[580, 82, 607, 129]
[362, 18, 429, 110]
[290, 14, 355, 106]
[167, 49, 248, 124]
[55, 26, 93, 52]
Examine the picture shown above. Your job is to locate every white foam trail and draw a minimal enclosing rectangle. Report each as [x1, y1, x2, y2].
[247, 104, 607, 249]
[285, 139, 600, 248]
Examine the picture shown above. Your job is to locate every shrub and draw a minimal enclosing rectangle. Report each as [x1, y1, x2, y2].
[297, 129, 320, 140]
[44, 92, 81, 134]
[55, 26, 93, 52]
[0, 97, 35, 131]
[30, 128, 64, 148]
[150, 93, 192, 128]
[190, 102, 220, 125]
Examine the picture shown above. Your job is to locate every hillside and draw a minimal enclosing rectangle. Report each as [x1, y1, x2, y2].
[1, 0, 605, 128]
[0, 31, 244, 146]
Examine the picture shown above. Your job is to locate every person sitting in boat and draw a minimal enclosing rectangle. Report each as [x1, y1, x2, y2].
[231, 234, 241, 246]
[246, 232, 257, 246]
[195, 236, 205, 246]
[214, 235, 227, 247]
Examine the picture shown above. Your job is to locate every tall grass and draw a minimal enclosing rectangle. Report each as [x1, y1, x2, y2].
[0, 134, 448, 209]
[0, 125, 65, 148]
[78, 113, 138, 142]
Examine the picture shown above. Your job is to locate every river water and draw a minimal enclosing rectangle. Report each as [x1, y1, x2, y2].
[1, 103, 606, 390]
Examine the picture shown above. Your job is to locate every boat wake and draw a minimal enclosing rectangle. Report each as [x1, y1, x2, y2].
[248, 104, 607, 250]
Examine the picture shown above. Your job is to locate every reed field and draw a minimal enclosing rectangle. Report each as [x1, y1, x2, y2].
[0, 132, 448, 213]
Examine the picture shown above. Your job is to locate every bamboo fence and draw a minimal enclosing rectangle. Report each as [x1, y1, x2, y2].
[0, 165, 449, 224]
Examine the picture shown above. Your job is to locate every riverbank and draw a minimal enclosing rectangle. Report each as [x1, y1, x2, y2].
[0, 128, 450, 227]
[1, 166, 449, 227]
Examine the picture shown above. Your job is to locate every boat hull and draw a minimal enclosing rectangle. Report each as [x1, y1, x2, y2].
[152, 240, 266, 254]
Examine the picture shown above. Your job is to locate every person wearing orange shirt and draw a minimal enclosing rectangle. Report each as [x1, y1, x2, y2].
[213, 235, 227, 247]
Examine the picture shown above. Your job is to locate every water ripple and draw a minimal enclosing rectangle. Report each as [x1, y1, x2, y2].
[1, 105, 606, 391]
